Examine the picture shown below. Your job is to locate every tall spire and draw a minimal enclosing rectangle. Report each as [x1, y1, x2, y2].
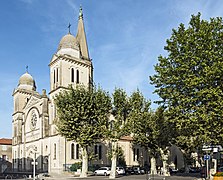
[76, 6, 89, 60]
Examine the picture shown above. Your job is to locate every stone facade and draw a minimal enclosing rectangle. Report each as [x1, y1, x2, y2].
[12, 8, 147, 175]
[0, 138, 12, 173]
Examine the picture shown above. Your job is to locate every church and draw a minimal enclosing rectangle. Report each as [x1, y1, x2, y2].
[11, 7, 153, 175]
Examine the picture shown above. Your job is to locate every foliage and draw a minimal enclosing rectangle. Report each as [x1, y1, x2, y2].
[107, 88, 131, 140]
[153, 107, 174, 149]
[127, 90, 154, 150]
[117, 147, 127, 167]
[107, 145, 126, 166]
[150, 13, 223, 151]
[214, 172, 223, 177]
[127, 90, 173, 167]
[70, 162, 82, 171]
[55, 85, 112, 147]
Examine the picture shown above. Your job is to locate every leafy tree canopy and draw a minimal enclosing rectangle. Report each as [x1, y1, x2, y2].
[54, 85, 112, 147]
[128, 91, 172, 154]
[109, 88, 130, 140]
[150, 13, 223, 151]
[127, 90, 156, 150]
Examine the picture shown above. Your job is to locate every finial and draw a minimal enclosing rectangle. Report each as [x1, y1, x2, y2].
[79, 5, 83, 19]
[26, 65, 29, 73]
[68, 23, 71, 34]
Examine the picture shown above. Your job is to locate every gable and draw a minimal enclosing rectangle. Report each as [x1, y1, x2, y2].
[23, 95, 41, 111]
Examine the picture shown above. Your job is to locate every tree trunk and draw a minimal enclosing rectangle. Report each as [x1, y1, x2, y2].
[150, 156, 157, 175]
[109, 141, 117, 179]
[80, 146, 88, 177]
[160, 148, 170, 176]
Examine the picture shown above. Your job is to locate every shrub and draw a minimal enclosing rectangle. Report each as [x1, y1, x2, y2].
[70, 162, 82, 172]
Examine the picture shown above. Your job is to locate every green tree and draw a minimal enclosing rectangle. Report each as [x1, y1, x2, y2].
[128, 91, 173, 175]
[127, 90, 158, 173]
[55, 85, 112, 177]
[108, 88, 130, 179]
[153, 107, 173, 175]
[150, 13, 223, 152]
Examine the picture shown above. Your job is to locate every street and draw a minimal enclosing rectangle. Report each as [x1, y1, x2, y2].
[42, 174, 202, 180]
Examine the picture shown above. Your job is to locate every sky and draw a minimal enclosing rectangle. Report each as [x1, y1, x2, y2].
[0, 0, 223, 138]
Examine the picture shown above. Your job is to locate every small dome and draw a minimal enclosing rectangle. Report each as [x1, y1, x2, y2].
[57, 33, 79, 51]
[18, 72, 36, 91]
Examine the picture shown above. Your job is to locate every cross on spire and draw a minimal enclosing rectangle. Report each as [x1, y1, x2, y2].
[26, 65, 29, 73]
[79, 5, 83, 19]
[68, 23, 71, 34]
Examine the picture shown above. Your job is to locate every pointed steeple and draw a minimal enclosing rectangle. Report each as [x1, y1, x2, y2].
[76, 6, 89, 60]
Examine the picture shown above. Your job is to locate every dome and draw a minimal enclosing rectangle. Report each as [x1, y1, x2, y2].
[18, 72, 36, 91]
[57, 33, 79, 51]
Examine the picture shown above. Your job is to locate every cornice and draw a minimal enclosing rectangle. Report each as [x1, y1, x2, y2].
[13, 88, 41, 98]
[49, 54, 92, 68]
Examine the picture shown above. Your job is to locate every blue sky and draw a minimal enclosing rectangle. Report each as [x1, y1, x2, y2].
[0, 0, 222, 138]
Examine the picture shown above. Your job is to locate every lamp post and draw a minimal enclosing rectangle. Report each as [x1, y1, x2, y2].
[27, 145, 38, 180]
[31, 152, 36, 180]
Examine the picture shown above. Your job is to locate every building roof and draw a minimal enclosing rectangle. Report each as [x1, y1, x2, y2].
[0, 138, 12, 145]
[18, 72, 36, 91]
[58, 33, 79, 51]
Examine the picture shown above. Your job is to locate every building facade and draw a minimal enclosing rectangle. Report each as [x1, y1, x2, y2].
[0, 138, 12, 173]
[12, 8, 147, 175]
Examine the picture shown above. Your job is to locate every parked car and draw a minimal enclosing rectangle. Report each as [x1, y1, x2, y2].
[189, 167, 200, 173]
[169, 167, 178, 174]
[125, 167, 135, 175]
[133, 166, 145, 174]
[116, 166, 125, 175]
[94, 167, 111, 176]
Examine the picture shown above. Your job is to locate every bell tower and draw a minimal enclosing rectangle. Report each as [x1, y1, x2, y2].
[49, 6, 93, 99]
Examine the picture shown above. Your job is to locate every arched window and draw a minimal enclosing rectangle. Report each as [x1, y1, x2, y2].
[53, 69, 56, 83]
[56, 68, 59, 83]
[94, 145, 102, 160]
[76, 144, 79, 159]
[133, 148, 139, 161]
[76, 70, 79, 84]
[71, 68, 75, 83]
[99, 145, 102, 160]
[136, 149, 139, 161]
[133, 148, 136, 161]
[54, 144, 56, 159]
[94, 145, 98, 155]
[71, 143, 75, 159]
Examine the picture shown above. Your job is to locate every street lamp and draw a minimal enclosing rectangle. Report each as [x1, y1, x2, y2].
[27, 145, 38, 180]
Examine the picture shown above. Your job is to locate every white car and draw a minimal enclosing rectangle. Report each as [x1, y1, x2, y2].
[116, 166, 125, 175]
[94, 167, 111, 176]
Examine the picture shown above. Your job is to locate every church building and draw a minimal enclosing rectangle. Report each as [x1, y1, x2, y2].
[12, 7, 148, 174]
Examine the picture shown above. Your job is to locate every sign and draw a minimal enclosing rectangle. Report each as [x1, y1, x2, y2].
[204, 155, 210, 160]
